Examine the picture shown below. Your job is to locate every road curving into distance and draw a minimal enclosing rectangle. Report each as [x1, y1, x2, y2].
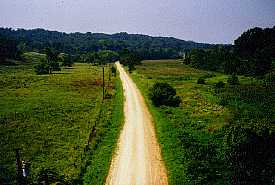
[105, 62, 168, 185]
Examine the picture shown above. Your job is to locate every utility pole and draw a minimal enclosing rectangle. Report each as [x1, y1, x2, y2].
[108, 64, 111, 82]
[102, 65, 105, 100]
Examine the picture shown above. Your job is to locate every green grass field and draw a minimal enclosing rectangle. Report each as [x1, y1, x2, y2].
[0, 53, 123, 184]
[130, 59, 259, 184]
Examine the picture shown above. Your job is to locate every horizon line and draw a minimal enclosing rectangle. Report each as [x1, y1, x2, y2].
[0, 26, 230, 45]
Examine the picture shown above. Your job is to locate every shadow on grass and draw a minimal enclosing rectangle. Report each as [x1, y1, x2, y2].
[51, 72, 71, 75]
[35, 168, 83, 185]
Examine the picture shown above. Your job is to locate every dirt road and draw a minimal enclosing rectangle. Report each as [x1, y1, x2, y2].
[105, 62, 168, 185]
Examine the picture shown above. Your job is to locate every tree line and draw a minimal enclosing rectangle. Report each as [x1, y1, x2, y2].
[0, 35, 22, 64]
[33, 48, 142, 75]
[0, 28, 212, 62]
[184, 26, 275, 78]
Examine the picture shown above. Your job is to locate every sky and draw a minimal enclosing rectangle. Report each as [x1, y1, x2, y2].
[0, 0, 274, 44]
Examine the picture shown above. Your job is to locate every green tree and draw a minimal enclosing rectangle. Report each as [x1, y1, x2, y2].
[183, 54, 191, 65]
[215, 81, 225, 89]
[0, 35, 18, 64]
[234, 26, 275, 76]
[225, 126, 275, 185]
[59, 53, 74, 67]
[34, 48, 60, 74]
[98, 50, 119, 64]
[119, 49, 142, 72]
[227, 74, 240, 85]
[197, 77, 206, 84]
[45, 48, 61, 73]
[149, 82, 181, 107]
[86, 51, 98, 64]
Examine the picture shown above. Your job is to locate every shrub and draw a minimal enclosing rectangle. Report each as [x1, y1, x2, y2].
[215, 81, 225, 88]
[227, 74, 240, 85]
[34, 58, 60, 75]
[128, 63, 136, 73]
[197, 77, 206, 84]
[264, 72, 275, 86]
[60, 54, 74, 67]
[111, 66, 116, 76]
[34, 62, 49, 75]
[48, 60, 61, 72]
[225, 126, 275, 184]
[219, 96, 230, 106]
[202, 73, 216, 79]
[183, 56, 191, 65]
[149, 82, 181, 107]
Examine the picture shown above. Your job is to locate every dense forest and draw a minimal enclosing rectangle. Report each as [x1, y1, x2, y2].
[184, 26, 275, 77]
[0, 28, 212, 61]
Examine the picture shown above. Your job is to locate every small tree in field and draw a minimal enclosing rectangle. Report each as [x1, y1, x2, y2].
[45, 48, 61, 73]
[215, 81, 225, 88]
[227, 74, 240, 85]
[197, 77, 206, 84]
[128, 63, 136, 73]
[34, 48, 60, 74]
[34, 58, 50, 75]
[149, 82, 181, 107]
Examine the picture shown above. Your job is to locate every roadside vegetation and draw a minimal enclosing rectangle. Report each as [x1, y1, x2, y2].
[131, 60, 230, 184]
[131, 59, 274, 184]
[0, 52, 123, 185]
[149, 82, 181, 107]
[130, 26, 275, 185]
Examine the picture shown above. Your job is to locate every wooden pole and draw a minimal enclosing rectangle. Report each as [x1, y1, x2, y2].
[102, 65, 105, 100]
[109, 64, 111, 82]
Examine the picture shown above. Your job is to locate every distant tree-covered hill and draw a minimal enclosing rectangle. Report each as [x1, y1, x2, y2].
[0, 28, 213, 59]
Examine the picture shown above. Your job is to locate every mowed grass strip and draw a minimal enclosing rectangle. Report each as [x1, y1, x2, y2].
[0, 61, 123, 184]
[83, 77, 124, 185]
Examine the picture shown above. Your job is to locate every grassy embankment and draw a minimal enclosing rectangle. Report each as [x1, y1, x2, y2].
[130, 59, 258, 184]
[0, 52, 124, 184]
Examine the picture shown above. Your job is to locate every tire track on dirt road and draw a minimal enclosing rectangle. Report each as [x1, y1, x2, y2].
[105, 62, 168, 185]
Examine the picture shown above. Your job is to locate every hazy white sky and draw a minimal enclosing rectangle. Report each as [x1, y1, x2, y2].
[0, 0, 274, 44]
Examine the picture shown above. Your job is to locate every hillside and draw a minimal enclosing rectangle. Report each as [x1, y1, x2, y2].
[0, 28, 213, 59]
